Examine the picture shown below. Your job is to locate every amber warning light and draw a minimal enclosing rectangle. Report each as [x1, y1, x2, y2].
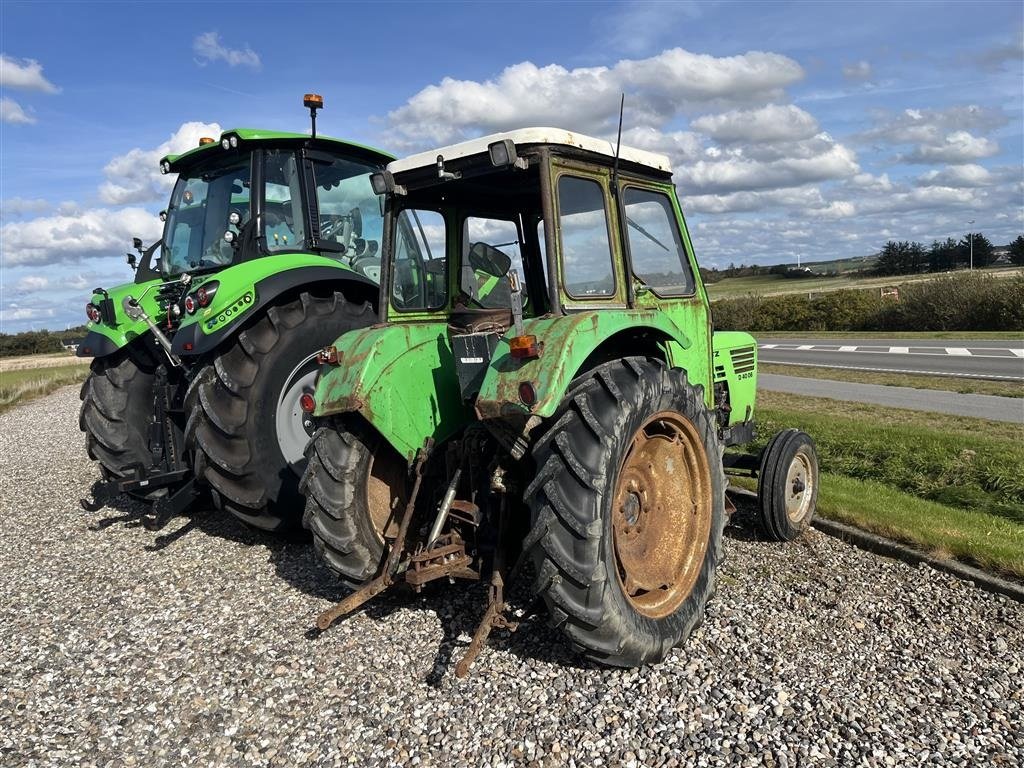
[509, 334, 541, 359]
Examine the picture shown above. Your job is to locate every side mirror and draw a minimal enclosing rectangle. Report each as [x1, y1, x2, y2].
[132, 237, 144, 252]
[468, 242, 512, 278]
[126, 253, 138, 271]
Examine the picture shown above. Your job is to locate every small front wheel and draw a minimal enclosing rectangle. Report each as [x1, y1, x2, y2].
[757, 429, 819, 541]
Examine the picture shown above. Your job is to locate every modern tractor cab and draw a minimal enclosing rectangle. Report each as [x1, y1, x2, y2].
[305, 128, 818, 675]
[79, 95, 396, 533]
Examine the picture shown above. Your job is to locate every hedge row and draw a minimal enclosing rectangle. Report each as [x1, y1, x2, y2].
[711, 274, 1024, 332]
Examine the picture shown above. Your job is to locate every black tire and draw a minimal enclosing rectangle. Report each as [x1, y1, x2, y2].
[186, 291, 373, 532]
[79, 349, 160, 499]
[525, 357, 726, 668]
[757, 429, 818, 542]
[300, 419, 407, 586]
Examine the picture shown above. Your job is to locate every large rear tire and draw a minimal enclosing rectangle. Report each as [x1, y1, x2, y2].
[79, 349, 159, 498]
[525, 357, 726, 667]
[300, 419, 407, 585]
[186, 292, 373, 532]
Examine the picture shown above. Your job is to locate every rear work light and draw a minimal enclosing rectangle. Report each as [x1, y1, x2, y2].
[299, 391, 316, 413]
[509, 334, 541, 359]
[184, 295, 196, 314]
[85, 303, 102, 323]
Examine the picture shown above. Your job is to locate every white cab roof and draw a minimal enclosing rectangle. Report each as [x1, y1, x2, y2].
[387, 127, 672, 176]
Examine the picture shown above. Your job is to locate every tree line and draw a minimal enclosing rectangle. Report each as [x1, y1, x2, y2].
[0, 327, 88, 358]
[873, 233, 1024, 276]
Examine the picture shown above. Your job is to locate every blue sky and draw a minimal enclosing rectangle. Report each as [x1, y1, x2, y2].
[1, 0, 1021, 332]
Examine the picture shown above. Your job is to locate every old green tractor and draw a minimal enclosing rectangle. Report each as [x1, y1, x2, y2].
[79, 95, 393, 530]
[301, 128, 819, 672]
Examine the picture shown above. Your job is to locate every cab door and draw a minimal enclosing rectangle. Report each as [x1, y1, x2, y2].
[614, 179, 714, 399]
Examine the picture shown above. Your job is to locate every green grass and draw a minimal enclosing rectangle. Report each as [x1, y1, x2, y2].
[706, 265, 1023, 300]
[817, 473, 1024, 578]
[0, 364, 90, 415]
[759, 363, 1024, 398]
[754, 330, 1023, 340]
[752, 391, 1024, 578]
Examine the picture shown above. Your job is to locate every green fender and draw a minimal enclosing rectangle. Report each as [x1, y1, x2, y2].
[79, 277, 166, 357]
[475, 309, 702, 422]
[170, 253, 377, 356]
[312, 322, 472, 462]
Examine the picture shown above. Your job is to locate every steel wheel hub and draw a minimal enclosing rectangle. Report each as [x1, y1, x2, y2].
[611, 411, 712, 619]
[274, 353, 320, 470]
[784, 450, 815, 524]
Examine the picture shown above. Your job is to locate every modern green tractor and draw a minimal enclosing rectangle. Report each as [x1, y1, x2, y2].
[79, 95, 393, 530]
[302, 128, 819, 673]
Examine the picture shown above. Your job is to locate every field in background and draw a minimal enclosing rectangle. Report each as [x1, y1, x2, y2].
[751, 390, 1024, 578]
[0, 356, 90, 415]
[707, 265, 1023, 299]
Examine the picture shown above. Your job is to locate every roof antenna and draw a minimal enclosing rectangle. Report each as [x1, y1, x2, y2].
[612, 93, 625, 196]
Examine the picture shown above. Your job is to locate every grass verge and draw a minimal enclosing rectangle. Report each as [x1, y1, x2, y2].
[752, 390, 1024, 578]
[0, 364, 89, 416]
[759, 363, 1023, 398]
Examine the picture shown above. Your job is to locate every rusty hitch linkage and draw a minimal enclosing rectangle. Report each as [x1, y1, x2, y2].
[316, 439, 434, 632]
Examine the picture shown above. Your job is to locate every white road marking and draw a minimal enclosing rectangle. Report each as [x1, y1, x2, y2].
[796, 344, 814, 350]
[946, 347, 972, 356]
[761, 344, 778, 349]
[890, 346, 909, 354]
[1012, 349, 1024, 358]
[838, 345, 857, 352]
[757, 359, 1024, 381]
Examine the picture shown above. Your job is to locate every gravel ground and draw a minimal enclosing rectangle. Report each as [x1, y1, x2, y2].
[1, 386, 1021, 767]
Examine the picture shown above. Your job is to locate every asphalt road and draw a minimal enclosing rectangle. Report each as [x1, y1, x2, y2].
[759, 373, 1024, 423]
[757, 338, 1024, 381]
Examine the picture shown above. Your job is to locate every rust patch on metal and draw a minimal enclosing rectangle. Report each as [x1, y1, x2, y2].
[611, 410, 712, 619]
[406, 532, 477, 588]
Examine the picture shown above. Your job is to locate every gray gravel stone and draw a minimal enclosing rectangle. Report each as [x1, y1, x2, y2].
[1, 386, 1021, 767]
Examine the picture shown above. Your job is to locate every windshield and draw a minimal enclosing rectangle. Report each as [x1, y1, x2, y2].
[160, 159, 251, 276]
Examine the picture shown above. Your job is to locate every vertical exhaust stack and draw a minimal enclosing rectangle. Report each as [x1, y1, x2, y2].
[304, 93, 324, 138]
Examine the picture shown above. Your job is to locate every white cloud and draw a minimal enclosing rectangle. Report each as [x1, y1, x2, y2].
[0, 197, 49, 220]
[842, 60, 872, 81]
[193, 32, 261, 69]
[98, 121, 222, 205]
[677, 139, 859, 194]
[0, 305, 56, 324]
[0, 54, 60, 93]
[1, 207, 162, 267]
[15, 276, 48, 292]
[862, 105, 1006, 146]
[691, 104, 819, 144]
[901, 131, 999, 164]
[683, 186, 825, 214]
[1, 97, 35, 125]
[384, 48, 804, 150]
[917, 164, 993, 188]
[974, 35, 1024, 71]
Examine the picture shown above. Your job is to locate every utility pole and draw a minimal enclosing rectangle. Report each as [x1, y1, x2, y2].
[968, 220, 975, 271]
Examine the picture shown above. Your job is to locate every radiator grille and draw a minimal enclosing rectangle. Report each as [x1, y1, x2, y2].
[730, 345, 756, 374]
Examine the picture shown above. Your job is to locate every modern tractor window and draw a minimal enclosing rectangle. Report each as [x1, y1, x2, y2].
[263, 151, 307, 252]
[162, 160, 250, 274]
[311, 158, 383, 270]
[461, 217, 522, 309]
[392, 209, 447, 311]
[557, 176, 615, 298]
[622, 187, 695, 296]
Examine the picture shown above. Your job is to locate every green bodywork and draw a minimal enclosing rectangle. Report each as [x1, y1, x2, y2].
[84, 277, 168, 349]
[174, 253, 368, 340]
[311, 142, 760, 463]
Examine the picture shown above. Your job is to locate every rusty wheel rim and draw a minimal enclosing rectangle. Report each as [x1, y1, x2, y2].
[784, 449, 815, 525]
[611, 410, 713, 620]
[365, 445, 406, 543]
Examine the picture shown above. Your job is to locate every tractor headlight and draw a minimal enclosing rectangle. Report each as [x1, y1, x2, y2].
[221, 138, 231, 150]
[229, 135, 238, 149]
[85, 303, 102, 323]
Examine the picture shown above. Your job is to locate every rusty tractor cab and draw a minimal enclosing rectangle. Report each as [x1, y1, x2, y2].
[303, 128, 819, 675]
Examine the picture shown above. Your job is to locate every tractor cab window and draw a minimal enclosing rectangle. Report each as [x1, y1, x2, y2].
[557, 175, 615, 298]
[623, 187, 695, 296]
[392, 209, 447, 311]
[311, 157, 384, 280]
[460, 217, 522, 309]
[264, 150, 307, 252]
[161, 159, 251, 275]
